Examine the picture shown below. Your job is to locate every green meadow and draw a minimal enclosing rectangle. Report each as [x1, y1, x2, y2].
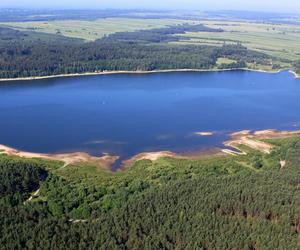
[174, 20, 300, 62]
[0, 18, 194, 41]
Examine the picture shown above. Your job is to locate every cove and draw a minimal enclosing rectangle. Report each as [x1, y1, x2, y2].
[0, 70, 299, 168]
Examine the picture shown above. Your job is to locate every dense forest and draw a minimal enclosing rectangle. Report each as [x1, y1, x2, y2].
[0, 25, 271, 79]
[1, 136, 300, 249]
[102, 24, 223, 43]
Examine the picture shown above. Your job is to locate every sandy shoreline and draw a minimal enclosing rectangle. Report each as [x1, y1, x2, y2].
[223, 129, 300, 155]
[0, 68, 296, 82]
[0, 144, 119, 170]
[1, 129, 299, 171]
[119, 148, 225, 171]
[289, 70, 300, 78]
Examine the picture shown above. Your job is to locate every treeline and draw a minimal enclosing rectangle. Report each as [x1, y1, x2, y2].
[102, 23, 223, 43]
[0, 136, 300, 249]
[0, 26, 271, 79]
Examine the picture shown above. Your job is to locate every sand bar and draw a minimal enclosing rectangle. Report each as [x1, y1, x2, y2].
[194, 132, 214, 136]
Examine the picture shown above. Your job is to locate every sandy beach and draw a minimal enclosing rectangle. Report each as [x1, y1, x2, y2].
[0, 144, 119, 170]
[1, 129, 300, 171]
[0, 68, 294, 82]
[224, 129, 300, 155]
[289, 70, 300, 78]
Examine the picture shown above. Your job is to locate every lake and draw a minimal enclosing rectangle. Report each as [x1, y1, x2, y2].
[0, 70, 299, 166]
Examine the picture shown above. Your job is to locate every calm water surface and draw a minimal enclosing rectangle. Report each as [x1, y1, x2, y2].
[0, 70, 299, 163]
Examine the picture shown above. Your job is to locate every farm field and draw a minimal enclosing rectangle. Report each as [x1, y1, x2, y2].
[3, 16, 300, 65]
[0, 18, 195, 41]
[174, 20, 300, 62]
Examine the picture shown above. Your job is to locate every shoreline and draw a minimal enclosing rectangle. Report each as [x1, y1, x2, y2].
[0, 144, 119, 170]
[1, 129, 300, 171]
[223, 129, 300, 155]
[0, 68, 296, 82]
[289, 70, 300, 78]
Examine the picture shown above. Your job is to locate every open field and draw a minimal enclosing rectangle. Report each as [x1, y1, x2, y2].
[216, 57, 237, 65]
[174, 20, 300, 62]
[0, 18, 195, 41]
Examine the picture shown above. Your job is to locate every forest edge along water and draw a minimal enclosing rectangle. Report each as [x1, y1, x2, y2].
[0, 68, 299, 82]
[1, 129, 300, 171]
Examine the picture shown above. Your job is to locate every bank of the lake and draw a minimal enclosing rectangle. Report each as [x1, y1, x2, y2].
[0, 67, 293, 82]
[1, 129, 299, 170]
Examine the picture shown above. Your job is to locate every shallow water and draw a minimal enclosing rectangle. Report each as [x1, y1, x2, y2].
[0, 70, 299, 165]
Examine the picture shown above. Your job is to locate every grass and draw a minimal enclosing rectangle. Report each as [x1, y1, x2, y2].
[0, 18, 195, 41]
[173, 20, 300, 62]
[216, 57, 237, 65]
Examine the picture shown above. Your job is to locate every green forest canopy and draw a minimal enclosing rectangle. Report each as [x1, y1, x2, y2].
[0, 136, 300, 249]
[0, 24, 277, 79]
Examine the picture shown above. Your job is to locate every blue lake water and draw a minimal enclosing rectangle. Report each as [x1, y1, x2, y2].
[0, 70, 299, 162]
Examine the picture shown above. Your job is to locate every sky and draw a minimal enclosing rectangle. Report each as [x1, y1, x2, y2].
[0, 0, 299, 13]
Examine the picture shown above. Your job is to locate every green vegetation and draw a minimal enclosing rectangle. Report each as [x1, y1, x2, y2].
[0, 10, 300, 75]
[1, 14, 300, 79]
[216, 57, 237, 65]
[1, 10, 300, 248]
[174, 21, 300, 63]
[0, 18, 193, 41]
[0, 24, 271, 79]
[0, 156, 47, 201]
[216, 56, 245, 69]
[1, 136, 300, 249]
[102, 23, 222, 43]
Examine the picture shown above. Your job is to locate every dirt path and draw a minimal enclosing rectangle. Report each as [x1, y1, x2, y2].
[24, 189, 40, 204]
[280, 160, 287, 169]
